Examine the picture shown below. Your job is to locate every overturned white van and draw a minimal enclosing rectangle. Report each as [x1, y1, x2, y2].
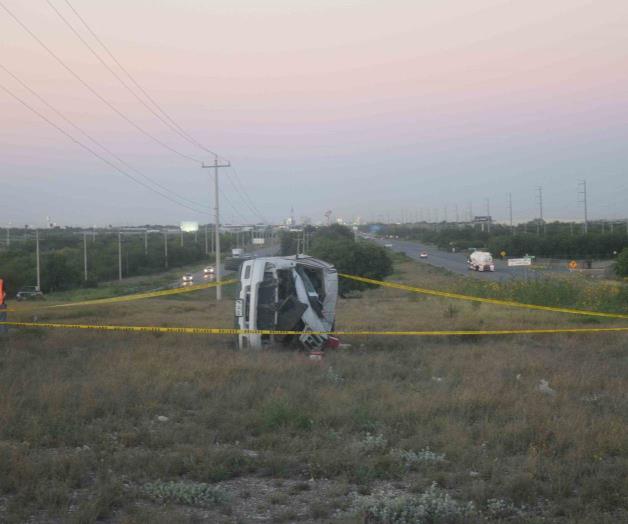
[234, 256, 338, 351]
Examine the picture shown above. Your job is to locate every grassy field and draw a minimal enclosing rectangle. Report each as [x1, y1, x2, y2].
[1, 258, 627, 522]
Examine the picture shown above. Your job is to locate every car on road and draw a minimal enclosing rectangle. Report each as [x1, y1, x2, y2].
[182, 273, 194, 283]
[419, 252, 428, 258]
[384, 243, 393, 248]
[16, 286, 44, 301]
[203, 266, 215, 275]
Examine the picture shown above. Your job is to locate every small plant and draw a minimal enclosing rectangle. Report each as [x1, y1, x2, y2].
[141, 481, 228, 507]
[485, 498, 523, 518]
[444, 304, 459, 318]
[357, 482, 476, 523]
[325, 366, 344, 385]
[392, 448, 446, 469]
[359, 432, 388, 453]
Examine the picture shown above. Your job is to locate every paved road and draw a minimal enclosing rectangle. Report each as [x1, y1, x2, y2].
[370, 236, 535, 281]
[174, 243, 279, 288]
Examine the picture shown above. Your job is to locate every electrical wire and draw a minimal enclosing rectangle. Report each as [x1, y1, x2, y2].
[47, 0, 219, 161]
[0, 0, 201, 164]
[62, 0, 222, 160]
[0, 80, 210, 215]
[4, 1, 265, 225]
[57, 0, 269, 221]
[0, 62, 211, 212]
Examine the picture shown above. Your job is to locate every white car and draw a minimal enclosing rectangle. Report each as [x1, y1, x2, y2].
[384, 243, 393, 248]
[182, 273, 194, 283]
[203, 266, 215, 274]
[419, 252, 428, 259]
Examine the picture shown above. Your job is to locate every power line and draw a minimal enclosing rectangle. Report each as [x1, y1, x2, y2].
[0, 80, 209, 215]
[56, 0, 268, 222]
[47, 0, 218, 160]
[62, 0, 222, 160]
[225, 167, 269, 223]
[0, 62, 211, 212]
[0, 0, 201, 164]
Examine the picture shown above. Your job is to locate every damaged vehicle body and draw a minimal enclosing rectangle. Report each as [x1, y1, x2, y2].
[235, 256, 338, 351]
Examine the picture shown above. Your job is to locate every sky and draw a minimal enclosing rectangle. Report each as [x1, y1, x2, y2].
[1, 0, 627, 227]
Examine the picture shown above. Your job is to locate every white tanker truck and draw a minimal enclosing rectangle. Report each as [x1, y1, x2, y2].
[468, 250, 495, 272]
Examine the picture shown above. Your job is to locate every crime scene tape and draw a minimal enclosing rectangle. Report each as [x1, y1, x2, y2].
[339, 273, 628, 320]
[1, 320, 628, 337]
[5, 279, 237, 312]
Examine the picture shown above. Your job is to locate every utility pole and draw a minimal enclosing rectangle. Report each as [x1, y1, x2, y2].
[202, 156, 231, 301]
[35, 229, 41, 291]
[164, 230, 168, 268]
[6, 222, 10, 248]
[83, 231, 88, 281]
[180, 228, 184, 247]
[485, 198, 491, 233]
[118, 232, 123, 281]
[144, 230, 148, 255]
[536, 186, 544, 235]
[508, 193, 513, 235]
[578, 179, 588, 234]
[204, 224, 209, 255]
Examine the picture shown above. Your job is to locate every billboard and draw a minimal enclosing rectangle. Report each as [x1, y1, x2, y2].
[180, 221, 199, 232]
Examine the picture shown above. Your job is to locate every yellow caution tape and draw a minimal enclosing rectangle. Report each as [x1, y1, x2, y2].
[339, 273, 628, 320]
[5, 279, 237, 312]
[1, 320, 628, 337]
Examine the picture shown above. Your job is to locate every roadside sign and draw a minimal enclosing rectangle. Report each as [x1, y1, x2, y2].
[500, 251, 507, 258]
[569, 260, 578, 270]
[252, 238, 265, 245]
[507, 257, 532, 267]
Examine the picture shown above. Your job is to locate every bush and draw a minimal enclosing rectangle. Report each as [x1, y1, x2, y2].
[310, 237, 393, 296]
[142, 481, 228, 507]
[357, 482, 476, 523]
[615, 247, 628, 277]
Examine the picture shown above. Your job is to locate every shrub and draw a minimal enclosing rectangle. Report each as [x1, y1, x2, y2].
[615, 247, 628, 277]
[141, 481, 228, 507]
[310, 238, 393, 296]
[357, 482, 476, 523]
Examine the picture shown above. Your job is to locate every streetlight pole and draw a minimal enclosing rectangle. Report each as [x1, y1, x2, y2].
[164, 230, 168, 268]
[118, 232, 123, 281]
[578, 179, 588, 234]
[83, 231, 88, 281]
[508, 193, 513, 235]
[35, 229, 41, 291]
[202, 156, 231, 301]
[204, 223, 209, 255]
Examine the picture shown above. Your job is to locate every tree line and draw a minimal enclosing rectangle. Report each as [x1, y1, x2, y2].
[279, 224, 393, 296]
[0, 228, 241, 295]
[377, 222, 628, 260]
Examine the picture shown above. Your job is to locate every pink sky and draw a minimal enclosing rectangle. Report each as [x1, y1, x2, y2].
[1, 0, 627, 225]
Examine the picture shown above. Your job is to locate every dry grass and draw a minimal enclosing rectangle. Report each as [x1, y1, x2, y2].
[1, 258, 627, 522]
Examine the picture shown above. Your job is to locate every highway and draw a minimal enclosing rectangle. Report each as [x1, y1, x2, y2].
[174, 242, 279, 288]
[369, 236, 535, 281]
